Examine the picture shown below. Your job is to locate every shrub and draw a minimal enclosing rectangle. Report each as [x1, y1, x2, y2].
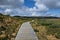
[55, 33, 60, 39]
[34, 29, 39, 32]
[49, 24, 60, 28]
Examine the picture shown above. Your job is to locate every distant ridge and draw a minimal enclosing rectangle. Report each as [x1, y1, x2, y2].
[14, 16, 60, 19]
[0, 13, 60, 19]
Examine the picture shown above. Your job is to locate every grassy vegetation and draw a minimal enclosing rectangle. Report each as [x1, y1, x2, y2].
[31, 19, 60, 40]
[0, 13, 60, 40]
[0, 13, 32, 40]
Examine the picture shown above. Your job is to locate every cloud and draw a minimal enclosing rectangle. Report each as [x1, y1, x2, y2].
[3, 8, 32, 16]
[4, 8, 12, 15]
[0, 0, 60, 17]
[19, 0, 24, 3]
[35, 3, 48, 12]
[34, 0, 60, 9]
[25, 3, 49, 16]
[0, 0, 25, 16]
[26, 0, 60, 17]
[0, 0, 24, 8]
[31, 12, 41, 16]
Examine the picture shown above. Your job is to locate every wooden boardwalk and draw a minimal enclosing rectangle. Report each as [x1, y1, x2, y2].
[15, 22, 38, 40]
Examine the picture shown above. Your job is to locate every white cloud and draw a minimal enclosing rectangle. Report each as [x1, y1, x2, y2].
[0, 0, 25, 16]
[19, 0, 24, 3]
[34, 0, 60, 9]
[24, 3, 49, 16]
[4, 9, 12, 15]
[31, 12, 41, 16]
[35, 3, 48, 11]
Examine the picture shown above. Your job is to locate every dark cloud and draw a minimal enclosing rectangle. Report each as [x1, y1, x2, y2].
[0, 0, 24, 8]
[42, 0, 60, 9]
[35, 0, 60, 9]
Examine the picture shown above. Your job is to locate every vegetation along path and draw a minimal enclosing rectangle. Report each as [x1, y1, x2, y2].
[15, 22, 38, 40]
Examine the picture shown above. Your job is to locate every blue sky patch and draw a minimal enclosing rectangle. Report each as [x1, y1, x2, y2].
[24, 0, 35, 8]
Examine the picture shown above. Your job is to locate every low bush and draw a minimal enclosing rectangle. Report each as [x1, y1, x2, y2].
[34, 29, 39, 32]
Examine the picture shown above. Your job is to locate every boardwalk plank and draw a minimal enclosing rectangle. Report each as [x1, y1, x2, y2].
[15, 22, 38, 40]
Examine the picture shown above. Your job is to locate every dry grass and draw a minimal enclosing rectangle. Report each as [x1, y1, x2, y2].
[0, 14, 31, 40]
[30, 19, 60, 40]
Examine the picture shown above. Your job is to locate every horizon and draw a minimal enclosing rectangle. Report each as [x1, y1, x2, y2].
[1, 13, 60, 18]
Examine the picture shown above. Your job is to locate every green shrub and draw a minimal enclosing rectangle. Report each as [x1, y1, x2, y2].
[55, 33, 60, 39]
[34, 29, 39, 32]
[49, 24, 60, 28]
[46, 23, 60, 39]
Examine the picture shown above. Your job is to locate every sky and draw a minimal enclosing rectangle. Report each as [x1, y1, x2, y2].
[0, 0, 60, 17]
